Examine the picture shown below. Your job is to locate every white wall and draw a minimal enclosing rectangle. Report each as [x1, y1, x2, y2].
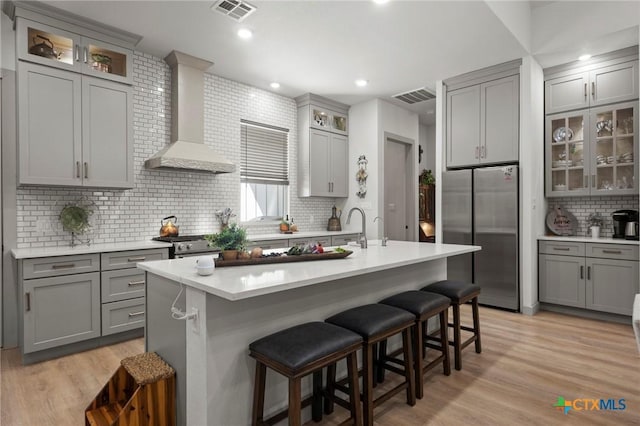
[1, 13, 16, 71]
[519, 56, 545, 315]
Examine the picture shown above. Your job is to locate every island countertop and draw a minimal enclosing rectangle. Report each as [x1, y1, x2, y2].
[138, 240, 480, 301]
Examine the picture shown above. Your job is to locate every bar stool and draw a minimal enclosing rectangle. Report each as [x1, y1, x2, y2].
[378, 290, 451, 399]
[249, 322, 363, 426]
[325, 304, 416, 426]
[421, 280, 481, 370]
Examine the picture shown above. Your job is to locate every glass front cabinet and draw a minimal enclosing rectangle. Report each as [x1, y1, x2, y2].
[546, 101, 637, 197]
[17, 18, 133, 85]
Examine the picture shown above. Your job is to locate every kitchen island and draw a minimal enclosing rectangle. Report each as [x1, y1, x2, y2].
[138, 240, 480, 425]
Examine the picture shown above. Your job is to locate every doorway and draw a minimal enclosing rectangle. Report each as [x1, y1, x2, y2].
[384, 134, 415, 241]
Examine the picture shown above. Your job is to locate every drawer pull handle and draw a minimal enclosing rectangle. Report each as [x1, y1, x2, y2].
[128, 311, 145, 317]
[127, 257, 146, 262]
[52, 263, 76, 269]
[552, 247, 570, 251]
[25, 292, 31, 312]
[602, 250, 622, 254]
[128, 280, 145, 287]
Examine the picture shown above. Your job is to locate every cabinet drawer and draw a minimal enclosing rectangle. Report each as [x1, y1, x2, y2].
[539, 241, 585, 256]
[101, 248, 168, 270]
[101, 269, 145, 303]
[246, 239, 289, 250]
[586, 244, 639, 261]
[331, 234, 360, 246]
[101, 297, 145, 336]
[289, 236, 332, 247]
[23, 254, 100, 279]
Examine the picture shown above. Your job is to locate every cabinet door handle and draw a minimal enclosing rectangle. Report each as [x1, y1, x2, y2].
[76, 161, 81, 178]
[580, 265, 584, 279]
[475, 147, 479, 159]
[127, 256, 147, 262]
[553, 247, 570, 251]
[75, 44, 80, 62]
[25, 292, 31, 312]
[128, 280, 145, 287]
[602, 250, 622, 254]
[52, 263, 76, 269]
[587, 266, 591, 280]
[584, 83, 587, 99]
[83, 46, 88, 63]
[481, 146, 486, 158]
[584, 175, 588, 188]
[84, 162, 88, 179]
[591, 82, 595, 99]
[592, 175, 596, 187]
[128, 311, 145, 317]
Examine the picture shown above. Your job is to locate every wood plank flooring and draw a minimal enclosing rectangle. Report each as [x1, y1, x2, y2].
[1, 308, 639, 425]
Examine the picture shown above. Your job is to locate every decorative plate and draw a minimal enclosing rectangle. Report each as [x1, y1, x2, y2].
[553, 127, 574, 142]
[546, 206, 577, 236]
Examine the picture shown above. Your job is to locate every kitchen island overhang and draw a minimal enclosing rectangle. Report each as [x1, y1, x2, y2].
[138, 241, 480, 426]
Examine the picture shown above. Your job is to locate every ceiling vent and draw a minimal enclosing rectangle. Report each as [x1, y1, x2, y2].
[211, 0, 256, 21]
[392, 88, 436, 104]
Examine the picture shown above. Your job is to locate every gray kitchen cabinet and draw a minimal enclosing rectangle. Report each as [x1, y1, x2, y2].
[18, 62, 133, 188]
[545, 61, 638, 115]
[296, 93, 349, 198]
[246, 239, 289, 250]
[289, 236, 332, 247]
[101, 297, 145, 336]
[538, 240, 639, 315]
[331, 234, 360, 246]
[16, 16, 134, 85]
[446, 74, 519, 168]
[546, 101, 637, 197]
[23, 272, 101, 353]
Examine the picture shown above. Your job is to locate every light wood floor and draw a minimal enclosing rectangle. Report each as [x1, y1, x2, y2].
[1, 308, 639, 425]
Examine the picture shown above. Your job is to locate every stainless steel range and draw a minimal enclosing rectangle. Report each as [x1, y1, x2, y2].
[152, 235, 220, 258]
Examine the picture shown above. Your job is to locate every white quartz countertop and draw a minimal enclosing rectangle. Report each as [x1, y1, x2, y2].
[248, 230, 359, 241]
[138, 240, 480, 301]
[538, 235, 640, 245]
[11, 240, 172, 259]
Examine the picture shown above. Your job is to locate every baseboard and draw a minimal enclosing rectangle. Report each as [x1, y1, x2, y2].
[540, 303, 631, 325]
[521, 302, 540, 316]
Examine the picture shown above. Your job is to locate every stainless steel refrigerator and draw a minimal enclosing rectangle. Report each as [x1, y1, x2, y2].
[442, 166, 519, 311]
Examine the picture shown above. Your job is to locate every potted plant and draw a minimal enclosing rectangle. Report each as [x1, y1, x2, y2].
[586, 213, 603, 238]
[205, 223, 247, 260]
[419, 169, 435, 186]
[59, 200, 94, 246]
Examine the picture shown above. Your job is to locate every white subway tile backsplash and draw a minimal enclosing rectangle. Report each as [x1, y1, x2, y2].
[547, 195, 639, 237]
[15, 51, 337, 247]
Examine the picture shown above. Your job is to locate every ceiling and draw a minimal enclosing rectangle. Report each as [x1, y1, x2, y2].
[30, 1, 640, 125]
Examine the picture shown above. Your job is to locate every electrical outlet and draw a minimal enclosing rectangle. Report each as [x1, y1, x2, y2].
[309, 215, 315, 224]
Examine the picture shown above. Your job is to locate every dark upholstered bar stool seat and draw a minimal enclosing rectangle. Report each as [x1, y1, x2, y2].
[249, 322, 363, 426]
[378, 291, 451, 399]
[421, 280, 482, 371]
[326, 304, 416, 426]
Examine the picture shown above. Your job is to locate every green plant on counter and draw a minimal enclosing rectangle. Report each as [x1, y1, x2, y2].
[586, 213, 603, 228]
[59, 203, 93, 234]
[205, 223, 247, 251]
[420, 169, 435, 185]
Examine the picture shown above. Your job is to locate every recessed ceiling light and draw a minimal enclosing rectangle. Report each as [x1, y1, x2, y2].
[237, 28, 253, 39]
[355, 79, 369, 87]
[270, 82, 280, 89]
[373, 0, 389, 4]
[579, 54, 592, 61]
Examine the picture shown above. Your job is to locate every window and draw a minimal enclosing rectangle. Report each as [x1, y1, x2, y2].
[240, 120, 289, 222]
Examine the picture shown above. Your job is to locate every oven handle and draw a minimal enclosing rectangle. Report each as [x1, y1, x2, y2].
[174, 252, 221, 259]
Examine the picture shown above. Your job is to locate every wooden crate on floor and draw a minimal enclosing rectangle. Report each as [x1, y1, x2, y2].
[85, 352, 175, 426]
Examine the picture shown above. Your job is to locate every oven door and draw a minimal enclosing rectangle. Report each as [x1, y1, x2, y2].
[174, 251, 220, 259]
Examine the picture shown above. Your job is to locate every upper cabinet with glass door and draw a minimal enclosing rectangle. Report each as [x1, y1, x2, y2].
[309, 105, 348, 135]
[17, 17, 133, 85]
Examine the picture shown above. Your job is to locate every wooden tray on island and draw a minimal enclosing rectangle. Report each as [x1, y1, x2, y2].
[214, 250, 353, 267]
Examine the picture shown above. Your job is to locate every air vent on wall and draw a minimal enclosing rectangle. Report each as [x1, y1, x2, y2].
[211, 0, 256, 22]
[392, 88, 436, 104]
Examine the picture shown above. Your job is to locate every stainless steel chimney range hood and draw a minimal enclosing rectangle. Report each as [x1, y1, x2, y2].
[145, 50, 235, 173]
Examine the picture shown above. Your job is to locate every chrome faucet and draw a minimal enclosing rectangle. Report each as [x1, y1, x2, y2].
[373, 216, 388, 246]
[347, 207, 367, 248]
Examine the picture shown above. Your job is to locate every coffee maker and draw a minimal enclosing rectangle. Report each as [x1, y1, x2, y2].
[611, 210, 639, 239]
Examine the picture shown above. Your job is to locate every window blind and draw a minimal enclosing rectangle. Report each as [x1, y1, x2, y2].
[241, 120, 289, 185]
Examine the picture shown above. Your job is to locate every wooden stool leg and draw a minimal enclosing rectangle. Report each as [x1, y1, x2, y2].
[324, 363, 336, 415]
[440, 309, 451, 376]
[363, 343, 375, 426]
[414, 321, 424, 399]
[347, 352, 363, 426]
[376, 340, 387, 384]
[453, 303, 462, 371]
[312, 370, 323, 422]
[402, 328, 416, 406]
[288, 377, 302, 426]
[252, 362, 266, 426]
[472, 297, 482, 353]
